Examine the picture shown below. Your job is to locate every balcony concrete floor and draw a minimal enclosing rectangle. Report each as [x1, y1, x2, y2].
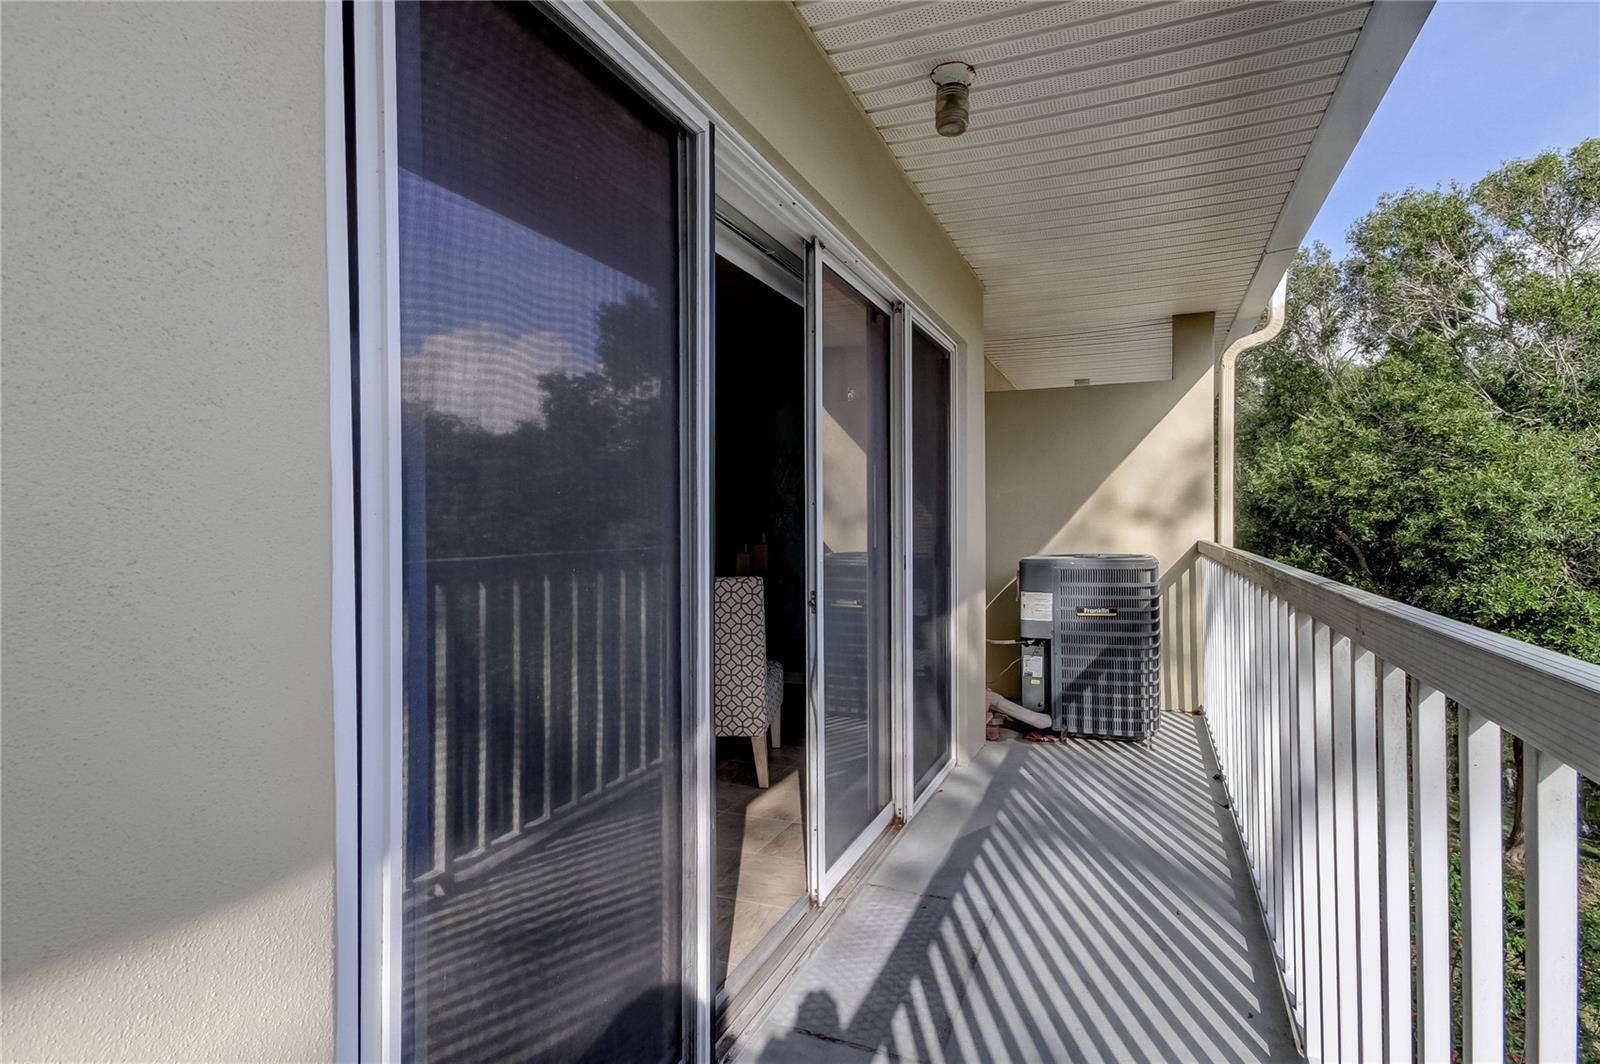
[730, 715, 1301, 1063]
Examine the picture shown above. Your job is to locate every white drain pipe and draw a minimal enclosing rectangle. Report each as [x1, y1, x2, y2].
[1215, 271, 1288, 545]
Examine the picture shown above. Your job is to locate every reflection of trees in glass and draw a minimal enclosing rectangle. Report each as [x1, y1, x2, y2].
[407, 293, 676, 559]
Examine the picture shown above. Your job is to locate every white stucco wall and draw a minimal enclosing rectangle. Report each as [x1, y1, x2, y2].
[614, 1, 990, 758]
[1, 4, 337, 1060]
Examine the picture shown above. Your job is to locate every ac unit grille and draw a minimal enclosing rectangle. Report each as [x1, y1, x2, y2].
[1050, 556, 1160, 740]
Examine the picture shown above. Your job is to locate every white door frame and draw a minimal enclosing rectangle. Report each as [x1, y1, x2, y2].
[806, 243, 899, 903]
[891, 301, 913, 823]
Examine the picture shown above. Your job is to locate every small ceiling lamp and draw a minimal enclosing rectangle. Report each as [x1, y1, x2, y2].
[930, 61, 975, 138]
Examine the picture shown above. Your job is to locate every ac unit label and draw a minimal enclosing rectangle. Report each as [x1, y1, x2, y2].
[1020, 591, 1052, 622]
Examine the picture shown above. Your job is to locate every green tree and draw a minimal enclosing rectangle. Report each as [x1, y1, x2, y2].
[1241, 140, 1600, 658]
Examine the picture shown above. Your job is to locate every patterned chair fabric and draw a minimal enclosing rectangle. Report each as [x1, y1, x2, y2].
[713, 576, 783, 739]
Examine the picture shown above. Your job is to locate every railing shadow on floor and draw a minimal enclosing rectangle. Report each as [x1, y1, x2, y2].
[746, 717, 1299, 1063]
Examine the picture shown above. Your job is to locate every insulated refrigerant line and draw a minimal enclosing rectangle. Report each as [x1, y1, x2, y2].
[986, 689, 1051, 730]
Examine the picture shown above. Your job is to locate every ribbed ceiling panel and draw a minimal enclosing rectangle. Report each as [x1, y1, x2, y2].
[988, 320, 1173, 390]
[794, 0, 1374, 389]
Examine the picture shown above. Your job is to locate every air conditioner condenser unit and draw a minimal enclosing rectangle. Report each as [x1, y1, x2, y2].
[1018, 553, 1160, 741]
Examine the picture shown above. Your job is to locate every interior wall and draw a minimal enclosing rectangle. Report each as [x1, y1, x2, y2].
[984, 313, 1216, 710]
[0, 5, 336, 1060]
[612, 1, 990, 759]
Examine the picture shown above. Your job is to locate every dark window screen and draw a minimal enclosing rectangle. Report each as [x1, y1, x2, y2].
[395, 4, 683, 1061]
[911, 327, 952, 795]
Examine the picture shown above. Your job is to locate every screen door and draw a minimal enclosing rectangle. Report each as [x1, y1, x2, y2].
[392, 4, 691, 1059]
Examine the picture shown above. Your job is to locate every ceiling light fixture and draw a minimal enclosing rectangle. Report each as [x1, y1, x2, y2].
[930, 61, 975, 138]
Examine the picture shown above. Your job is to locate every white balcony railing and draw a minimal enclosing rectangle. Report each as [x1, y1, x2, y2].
[404, 548, 672, 890]
[1199, 542, 1599, 1063]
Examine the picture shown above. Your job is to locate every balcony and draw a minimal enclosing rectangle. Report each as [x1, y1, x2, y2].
[721, 543, 1599, 1063]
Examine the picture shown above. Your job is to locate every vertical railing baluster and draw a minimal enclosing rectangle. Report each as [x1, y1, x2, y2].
[1221, 570, 1232, 779]
[1276, 595, 1293, 996]
[569, 570, 580, 799]
[1221, 571, 1232, 781]
[1259, 585, 1269, 890]
[594, 573, 605, 794]
[1281, 601, 1300, 1026]
[510, 579, 523, 834]
[1351, 642, 1382, 1059]
[1238, 576, 1247, 801]
[432, 583, 449, 876]
[1269, 594, 1280, 928]
[1240, 579, 1251, 858]
[476, 581, 489, 853]
[1243, 580, 1254, 862]
[1241, 572, 1254, 857]
[1524, 746, 1579, 1063]
[1412, 680, 1450, 1062]
[1232, 572, 1241, 787]
[1458, 704, 1504, 1062]
[539, 573, 552, 823]
[1377, 660, 1411, 1064]
[1252, 585, 1265, 886]
[1260, 586, 1274, 933]
[617, 569, 628, 782]
[1328, 632, 1358, 1059]
[1295, 607, 1321, 1058]
[1313, 622, 1339, 1063]
[1269, 592, 1284, 957]
[630, 563, 643, 771]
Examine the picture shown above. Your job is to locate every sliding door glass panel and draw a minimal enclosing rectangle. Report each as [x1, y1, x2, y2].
[819, 266, 893, 868]
[910, 326, 953, 797]
[396, 4, 683, 1061]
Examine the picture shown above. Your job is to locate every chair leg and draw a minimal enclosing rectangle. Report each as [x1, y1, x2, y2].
[751, 735, 769, 788]
[769, 712, 781, 748]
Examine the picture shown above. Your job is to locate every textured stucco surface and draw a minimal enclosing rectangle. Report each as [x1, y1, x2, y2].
[613, 1, 990, 760]
[984, 314, 1216, 704]
[1, 3, 336, 1060]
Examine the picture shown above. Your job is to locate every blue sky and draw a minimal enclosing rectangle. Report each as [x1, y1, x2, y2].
[1303, 0, 1600, 254]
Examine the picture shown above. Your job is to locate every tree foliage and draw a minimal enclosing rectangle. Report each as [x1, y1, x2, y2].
[1238, 139, 1600, 664]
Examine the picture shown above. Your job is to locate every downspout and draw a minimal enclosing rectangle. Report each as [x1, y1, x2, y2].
[1214, 271, 1288, 546]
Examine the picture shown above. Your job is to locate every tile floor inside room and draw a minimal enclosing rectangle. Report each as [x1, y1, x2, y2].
[715, 693, 808, 984]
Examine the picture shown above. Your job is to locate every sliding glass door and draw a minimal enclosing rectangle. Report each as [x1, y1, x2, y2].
[808, 253, 895, 895]
[391, 4, 692, 1060]
[909, 325, 954, 800]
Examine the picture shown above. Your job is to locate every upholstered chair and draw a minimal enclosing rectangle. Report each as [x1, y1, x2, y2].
[712, 576, 785, 787]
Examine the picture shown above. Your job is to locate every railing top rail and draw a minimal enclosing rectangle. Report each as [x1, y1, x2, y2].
[410, 546, 668, 568]
[1199, 541, 1600, 780]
